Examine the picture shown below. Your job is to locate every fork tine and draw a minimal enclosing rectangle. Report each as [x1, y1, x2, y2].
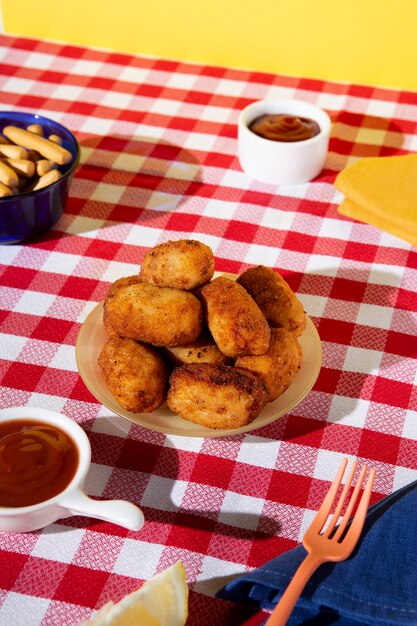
[332, 464, 369, 541]
[323, 461, 357, 537]
[336, 466, 376, 543]
[309, 457, 348, 533]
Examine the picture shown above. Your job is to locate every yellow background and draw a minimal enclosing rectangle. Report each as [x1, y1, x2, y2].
[2, 0, 417, 91]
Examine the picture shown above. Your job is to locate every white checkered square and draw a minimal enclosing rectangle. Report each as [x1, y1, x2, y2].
[32, 526, 85, 563]
[366, 99, 397, 119]
[166, 73, 197, 89]
[41, 251, 80, 276]
[101, 91, 132, 109]
[113, 539, 164, 578]
[203, 199, 237, 220]
[194, 555, 246, 596]
[327, 395, 369, 428]
[100, 260, 141, 283]
[150, 98, 182, 116]
[298, 294, 327, 319]
[52, 84, 85, 101]
[392, 465, 417, 491]
[0, 332, 26, 360]
[244, 244, 280, 267]
[92, 414, 133, 437]
[219, 169, 251, 190]
[29, 393, 67, 414]
[313, 449, 357, 481]
[14, 291, 55, 316]
[71, 59, 103, 76]
[118, 66, 150, 83]
[401, 409, 417, 441]
[183, 132, 218, 151]
[236, 435, 281, 468]
[343, 346, 383, 374]
[0, 593, 49, 626]
[319, 216, 353, 240]
[81, 116, 116, 136]
[83, 463, 113, 497]
[201, 106, 232, 123]
[141, 476, 187, 511]
[368, 264, 404, 287]
[89, 181, 126, 204]
[49, 344, 78, 371]
[216, 78, 246, 96]
[112, 153, 146, 172]
[219, 492, 264, 530]
[356, 303, 394, 329]
[305, 254, 342, 276]
[165, 435, 204, 453]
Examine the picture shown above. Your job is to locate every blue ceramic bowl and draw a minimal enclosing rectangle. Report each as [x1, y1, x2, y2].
[0, 111, 80, 244]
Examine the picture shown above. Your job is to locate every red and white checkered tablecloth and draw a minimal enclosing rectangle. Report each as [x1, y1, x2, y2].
[1, 33, 417, 626]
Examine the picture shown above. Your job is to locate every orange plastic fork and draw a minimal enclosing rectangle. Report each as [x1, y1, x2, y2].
[265, 458, 376, 626]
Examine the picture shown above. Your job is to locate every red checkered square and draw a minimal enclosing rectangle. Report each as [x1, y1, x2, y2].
[372, 377, 413, 407]
[191, 455, 235, 489]
[53, 565, 110, 607]
[358, 430, 401, 465]
[267, 471, 313, 507]
[166, 512, 215, 553]
[116, 439, 161, 473]
[0, 551, 29, 589]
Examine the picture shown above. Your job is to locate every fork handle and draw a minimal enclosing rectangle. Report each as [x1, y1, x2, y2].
[264, 552, 324, 626]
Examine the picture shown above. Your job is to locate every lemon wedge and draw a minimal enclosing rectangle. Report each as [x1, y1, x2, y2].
[81, 562, 188, 626]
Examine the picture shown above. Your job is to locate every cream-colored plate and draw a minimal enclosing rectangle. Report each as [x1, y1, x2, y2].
[75, 279, 322, 438]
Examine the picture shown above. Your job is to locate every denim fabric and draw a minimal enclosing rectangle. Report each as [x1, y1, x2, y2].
[217, 480, 417, 625]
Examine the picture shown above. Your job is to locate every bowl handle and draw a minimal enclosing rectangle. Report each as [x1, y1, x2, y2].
[59, 489, 145, 530]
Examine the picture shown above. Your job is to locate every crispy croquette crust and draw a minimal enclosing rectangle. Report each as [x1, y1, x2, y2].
[237, 265, 306, 336]
[98, 336, 168, 413]
[103, 282, 203, 346]
[200, 276, 271, 357]
[140, 239, 215, 290]
[166, 363, 268, 429]
[235, 327, 302, 401]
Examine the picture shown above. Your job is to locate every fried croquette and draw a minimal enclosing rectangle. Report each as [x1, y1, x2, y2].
[103, 282, 203, 346]
[237, 265, 306, 336]
[166, 363, 268, 429]
[235, 327, 302, 401]
[103, 275, 143, 336]
[162, 330, 232, 367]
[98, 336, 168, 413]
[140, 239, 215, 290]
[200, 276, 271, 357]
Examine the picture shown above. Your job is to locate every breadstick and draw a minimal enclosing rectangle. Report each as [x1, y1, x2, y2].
[0, 181, 13, 197]
[0, 143, 28, 159]
[4, 158, 36, 178]
[31, 169, 62, 191]
[2, 126, 72, 165]
[27, 123, 43, 136]
[0, 135, 10, 145]
[0, 160, 19, 187]
[36, 159, 57, 176]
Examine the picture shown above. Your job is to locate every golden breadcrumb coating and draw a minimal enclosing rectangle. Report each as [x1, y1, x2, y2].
[235, 327, 302, 401]
[103, 282, 203, 346]
[166, 363, 268, 429]
[162, 330, 232, 367]
[140, 239, 215, 290]
[98, 336, 168, 413]
[237, 265, 306, 336]
[200, 276, 271, 357]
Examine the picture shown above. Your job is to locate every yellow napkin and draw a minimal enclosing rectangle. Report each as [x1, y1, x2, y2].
[334, 153, 417, 246]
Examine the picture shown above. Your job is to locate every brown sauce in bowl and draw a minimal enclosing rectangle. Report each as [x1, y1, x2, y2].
[249, 114, 321, 142]
[0, 419, 78, 507]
